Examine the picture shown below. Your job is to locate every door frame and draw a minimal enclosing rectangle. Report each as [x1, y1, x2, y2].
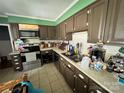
[0, 24, 14, 52]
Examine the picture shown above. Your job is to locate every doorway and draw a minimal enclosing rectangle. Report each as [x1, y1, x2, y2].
[0, 25, 12, 58]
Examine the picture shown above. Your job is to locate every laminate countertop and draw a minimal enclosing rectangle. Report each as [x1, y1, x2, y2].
[41, 47, 124, 93]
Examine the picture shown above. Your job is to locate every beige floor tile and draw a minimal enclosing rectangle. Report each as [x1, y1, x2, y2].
[0, 62, 73, 93]
[48, 75, 58, 83]
[52, 87, 64, 93]
[40, 83, 52, 93]
[50, 80, 62, 92]
[63, 86, 74, 93]
[39, 78, 49, 85]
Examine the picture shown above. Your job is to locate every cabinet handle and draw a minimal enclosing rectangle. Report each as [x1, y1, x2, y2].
[67, 64, 71, 68]
[13, 56, 18, 58]
[60, 57, 63, 61]
[84, 85, 87, 88]
[16, 67, 20, 70]
[78, 74, 84, 80]
[96, 90, 102, 93]
[87, 9, 91, 14]
[86, 22, 89, 26]
[15, 63, 19, 65]
[107, 40, 110, 43]
[74, 75, 76, 77]
[73, 88, 76, 91]
[14, 59, 18, 62]
[87, 10, 90, 14]
[45, 51, 48, 53]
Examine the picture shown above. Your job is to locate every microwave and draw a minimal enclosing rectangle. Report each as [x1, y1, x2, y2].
[19, 30, 39, 38]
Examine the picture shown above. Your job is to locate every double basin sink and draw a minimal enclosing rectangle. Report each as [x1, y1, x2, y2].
[62, 53, 82, 62]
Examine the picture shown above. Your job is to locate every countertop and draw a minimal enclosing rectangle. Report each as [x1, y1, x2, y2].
[40, 47, 124, 93]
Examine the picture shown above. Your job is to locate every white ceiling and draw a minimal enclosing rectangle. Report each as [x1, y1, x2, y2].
[0, 0, 78, 21]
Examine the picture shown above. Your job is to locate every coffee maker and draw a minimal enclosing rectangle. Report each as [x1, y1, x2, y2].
[88, 43, 106, 62]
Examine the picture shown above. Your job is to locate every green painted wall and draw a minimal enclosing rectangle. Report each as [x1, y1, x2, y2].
[0, 17, 8, 24]
[8, 16, 56, 26]
[56, 0, 96, 24]
[0, 0, 96, 25]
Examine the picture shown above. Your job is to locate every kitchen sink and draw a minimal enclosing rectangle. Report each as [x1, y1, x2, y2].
[62, 53, 82, 62]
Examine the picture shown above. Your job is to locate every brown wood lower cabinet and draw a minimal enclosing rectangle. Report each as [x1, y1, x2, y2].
[75, 77, 88, 93]
[88, 79, 109, 93]
[10, 53, 23, 71]
[56, 55, 109, 93]
[65, 63, 75, 91]
[59, 57, 66, 77]
[75, 69, 88, 93]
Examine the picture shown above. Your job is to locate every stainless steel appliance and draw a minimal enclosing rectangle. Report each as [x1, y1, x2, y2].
[19, 31, 39, 39]
[88, 44, 106, 62]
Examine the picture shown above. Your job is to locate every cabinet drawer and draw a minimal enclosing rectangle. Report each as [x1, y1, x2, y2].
[14, 66, 23, 71]
[89, 79, 109, 93]
[59, 57, 65, 62]
[65, 61, 75, 72]
[76, 69, 89, 84]
[14, 62, 20, 65]
[13, 58, 19, 62]
[11, 54, 20, 59]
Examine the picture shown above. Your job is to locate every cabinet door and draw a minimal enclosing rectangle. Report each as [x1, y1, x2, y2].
[39, 26, 48, 40]
[54, 53, 60, 70]
[75, 75, 88, 93]
[65, 16, 74, 33]
[48, 26, 56, 40]
[89, 79, 109, 93]
[88, 0, 108, 43]
[60, 22, 66, 40]
[59, 57, 66, 78]
[10, 23, 19, 40]
[56, 25, 61, 40]
[65, 64, 75, 91]
[104, 0, 124, 44]
[74, 9, 88, 31]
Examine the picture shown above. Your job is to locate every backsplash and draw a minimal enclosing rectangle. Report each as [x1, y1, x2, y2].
[69, 32, 123, 61]
[23, 38, 64, 44]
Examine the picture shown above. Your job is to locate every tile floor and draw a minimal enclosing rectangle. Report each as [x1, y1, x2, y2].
[0, 61, 74, 93]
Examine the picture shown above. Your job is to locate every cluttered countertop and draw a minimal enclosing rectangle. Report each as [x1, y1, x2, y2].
[40, 47, 124, 93]
[10, 38, 124, 93]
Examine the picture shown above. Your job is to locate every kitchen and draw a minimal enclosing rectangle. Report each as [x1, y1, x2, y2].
[0, 0, 124, 93]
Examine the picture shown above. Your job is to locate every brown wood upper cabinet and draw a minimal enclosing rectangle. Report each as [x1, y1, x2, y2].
[39, 26, 56, 40]
[74, 9, 88, 32]
[47, 26, 56, 40]
[56, 25, 61, 40]
[59, 22, 66, 40]
[65, 16, 74, 33]
[10, 24, 19, 40]
[87, 0, 108, 43]
[104, 0, 124, 45]
[39, 25, 48, 40]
